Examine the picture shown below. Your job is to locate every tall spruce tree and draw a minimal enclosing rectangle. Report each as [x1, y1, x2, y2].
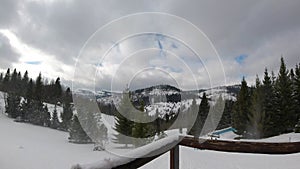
[61, 87, 73, 130]
[22, 79, 35, 121]
[186, 98, 199, 134]
[262, 68, 276, 137]
[51, 105, 60, 129]
[232, 77, 251, 136]
[21, 71, 29, 96]
[248, 76, 266, 139]
[54, 77, 62, 104]
[113, 88, 134, 147]
[3, 68, 10, 92]
[69, 115, 91, 143]
[132, 101, 154, 147]
[189, 92, 210, 138]
[275, 57, 295, 133]
[294, 64, 300, 122]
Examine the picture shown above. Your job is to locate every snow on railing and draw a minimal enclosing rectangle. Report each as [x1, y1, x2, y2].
[71, 135, 180, 169]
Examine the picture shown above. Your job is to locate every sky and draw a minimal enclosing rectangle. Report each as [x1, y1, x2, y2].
[0, 0, 299, 91]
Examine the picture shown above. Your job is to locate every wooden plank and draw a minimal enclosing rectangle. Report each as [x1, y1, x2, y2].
[179, 137, 300, 154]
[170, 145, 179, 169]
[112, 136, 300, 169]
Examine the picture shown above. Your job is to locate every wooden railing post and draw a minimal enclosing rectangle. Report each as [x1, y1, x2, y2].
[170, 145, 179, 169]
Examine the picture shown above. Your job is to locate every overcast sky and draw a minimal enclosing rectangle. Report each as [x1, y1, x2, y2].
[0, 0, 299, 91]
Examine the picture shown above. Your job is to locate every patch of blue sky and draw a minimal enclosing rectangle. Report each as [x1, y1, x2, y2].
[25, 61, 42, 65]
[235, 54, 248, 64]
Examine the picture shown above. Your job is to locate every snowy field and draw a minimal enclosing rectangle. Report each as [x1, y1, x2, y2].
[1, 113, 300, 169]
[1, 92, 300, 169]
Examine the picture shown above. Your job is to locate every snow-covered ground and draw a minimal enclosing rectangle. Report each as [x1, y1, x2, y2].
[0, 112, 112, 169]
[202, 127, 300, 143]
[1, 91, 300, 169]
[1, 113, 300, 169]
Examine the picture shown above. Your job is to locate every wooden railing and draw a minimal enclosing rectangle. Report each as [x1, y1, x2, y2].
[113, 136, 300, 169]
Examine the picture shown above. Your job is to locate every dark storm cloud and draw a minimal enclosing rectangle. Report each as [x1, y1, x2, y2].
[0, 33, 19, 68]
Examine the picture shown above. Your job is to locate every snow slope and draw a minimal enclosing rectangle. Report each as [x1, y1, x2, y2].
[0, 113, 112, 169]
[1, 91, 300, 169]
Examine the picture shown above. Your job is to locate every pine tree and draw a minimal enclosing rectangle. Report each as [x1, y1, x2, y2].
[68, 115, 91, 143]
[232, 77, 251, 136]
[2, 68, 10, 92]
[21, 71, 29, 96]
[275, 57, 295, 133]
[132, 101, 154, 147]
[74, 95, 108, 148]
[16, 71, 22, 95]
[189, 93, 210, 138]
[154, 108, 162, 136]
[42, 105, 51, 127]
[51, 105, 60, 129]
[206, 95, 224, 133]
[217, 100, 234, 130]
[113, 89, 134, 147]
[30, 73, 48, 126]
[262, 68, 276, 137]
[61, 87, 73, 130]
[22, 79, 35, 122]
[10, 68, 18, 92]
[5, 93, 21, 118]
[54, 77, 62, 104]
[294, 64, 300, 122]
[248, 76, 266, 139]
[0, 73, 3, 90]
[35, 73, 43, 102]
[186, 98, 198, 134]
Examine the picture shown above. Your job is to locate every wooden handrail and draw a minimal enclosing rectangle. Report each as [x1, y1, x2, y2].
[101, 137, 300, 169]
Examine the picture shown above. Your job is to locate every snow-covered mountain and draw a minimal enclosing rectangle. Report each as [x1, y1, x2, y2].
[74, 84, 239, 118]
[75, 84, 239, 104]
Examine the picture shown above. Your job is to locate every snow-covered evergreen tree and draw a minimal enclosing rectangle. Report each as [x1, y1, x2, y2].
[69, 115, 91, 143]
[51, 105, 60, 129]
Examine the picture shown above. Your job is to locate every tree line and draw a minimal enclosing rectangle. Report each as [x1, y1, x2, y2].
[0, 68, 100, 145]
[233, 57, 300, 139]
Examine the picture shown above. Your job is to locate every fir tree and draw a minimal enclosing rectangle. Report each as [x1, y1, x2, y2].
[189, 93, 210, 138]
[262, 68, 276, 137]
[5, 93, 21, 118]
[248, 76, 266, 139]
[42, 105, 51, 127]
[54, 77, 62, 104]
[51, 105, 60, 129]
[294, 64, 300, 122]
[154, 108, 162, 136]
[206, 95, 224, 133]
[232, 77, 251, 136]
[217, 100, 234, 130]
[132, 101, 154, 147]
[0, 73, 3, 90]
[22, 79, 35, 121]
[61, 87, 73, 130]
[21, 71, 29, 96]
[275, 57, 295, 133]
[2, 68, 10, 92]
[113, 89, 134, 147]
[186, 98, 198, 134]
[69, 115, 91, 143]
